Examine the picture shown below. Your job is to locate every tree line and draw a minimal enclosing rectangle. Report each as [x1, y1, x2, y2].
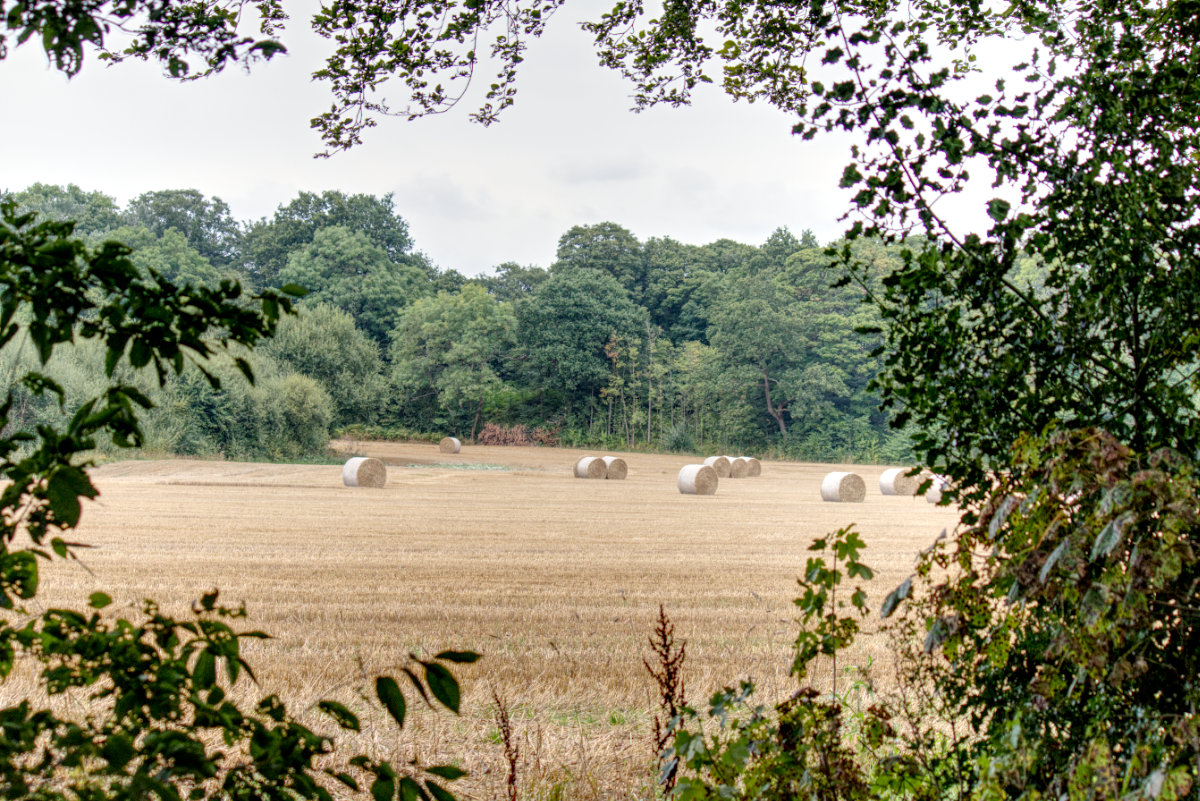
[5, 183, 911, 463]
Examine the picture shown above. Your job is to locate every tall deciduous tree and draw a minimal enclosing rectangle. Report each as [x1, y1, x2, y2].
[479, 262, 549, 302]
[515, 269, 646, 413]
[707, 270, 807, 437]
[125, 189, 242, 269]
[259, 303, 387, 428]
[278, 225, 429, 344]
[12, 183, 123, 239]
[641, 236, 708, 341]
[390, 285, 516, 439]
[553, 222, 646, 304]
[243, 190, 416, 286]
[758, 227, 802, 269]
[106, 225, 229, 288]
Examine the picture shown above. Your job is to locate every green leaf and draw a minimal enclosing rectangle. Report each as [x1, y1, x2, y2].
[233, 357, 255, 385]
[988, 495, 1017, 540]
[88, 591, 112, 609]
[426, 765, 466, 780]
[423, 662, 461, 713]
[376, 676, 407, 727]
[880, 576, 913, 618]
[1090, 513, 1132, 561]
[402, 666, 431, 705]
[424, 779, 457, 801]
[101, 734, 135, 769]
[1038, 540, 1068, 583]
[280, 283, 309, 297]
[318, 700, 361, 732]
[433, 650, 480, 664]
[371, 775, 395, 801]
[193, 650, 217, 690]
[0, 641, 14, 679]
[398, 777, 424, 801]
[45, 466, 97, 528]
[105, 341, 125, 377]
[199, 590, 219, 611]
[329, 772, 359, 791]
[923, 617, 954, 654]
[3, 552, 39, 600]
[847, 562, 874, 580]
[839, 164, 864, 188]
[986, 198, 1011, 222]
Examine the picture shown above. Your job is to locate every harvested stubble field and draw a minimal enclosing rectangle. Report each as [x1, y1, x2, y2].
[16, 441, 958, 800]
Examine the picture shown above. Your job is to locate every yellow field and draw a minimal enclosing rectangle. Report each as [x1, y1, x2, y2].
[19, 441, 958, 800]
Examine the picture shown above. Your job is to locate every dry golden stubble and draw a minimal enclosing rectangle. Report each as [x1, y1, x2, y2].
[35, 444, 956, 800]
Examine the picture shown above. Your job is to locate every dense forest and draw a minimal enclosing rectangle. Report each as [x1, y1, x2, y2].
[3, 182, 915, 463]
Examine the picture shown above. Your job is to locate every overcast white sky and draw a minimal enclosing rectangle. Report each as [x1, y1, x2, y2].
[2, 4, 873, 276]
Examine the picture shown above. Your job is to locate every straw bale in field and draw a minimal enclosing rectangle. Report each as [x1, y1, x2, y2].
[703, 455, 731, 477]
[342, 457, 387, 488]
[925, 475, 950, 504]
[602, 456, 628, 480]
[726, 456, 749, 478]
[821, 471, 865, 502]
[744, 457, 762, 477]
[879, 467, 920, 496]
[439, 436, 461, 453]
[574, 456, 607, 479]
[678, 464, 718, 495]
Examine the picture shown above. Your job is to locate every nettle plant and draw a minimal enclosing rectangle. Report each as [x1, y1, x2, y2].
[0, 202, 477, 801]
[657, 526, 894, 801]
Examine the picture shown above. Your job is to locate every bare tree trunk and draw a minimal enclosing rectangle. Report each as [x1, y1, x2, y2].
[762, 370, 788, 436]
[646, 326, 654, 445]
[647, 383, 652, 445]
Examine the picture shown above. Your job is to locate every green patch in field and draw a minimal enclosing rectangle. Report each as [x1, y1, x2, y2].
[548, 706, 643, 729]
[403, 462, 510, 471]
[607, 709, 634, 726]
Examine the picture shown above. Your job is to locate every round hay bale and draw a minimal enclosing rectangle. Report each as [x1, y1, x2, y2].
[678, 464, 718, 495]
[703, 455, 731, 478]
[439, 436, 461, 453]
[821, 471, 866, 502]
[342, 457, 386, 488]
[879, 467, 920, 496]
[574, 456, 607, 479]
[925, 476, 950, 504]
[726, 456, 749, 479]
[602, 456, 628, 480]
[744, 457, 762, 477]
